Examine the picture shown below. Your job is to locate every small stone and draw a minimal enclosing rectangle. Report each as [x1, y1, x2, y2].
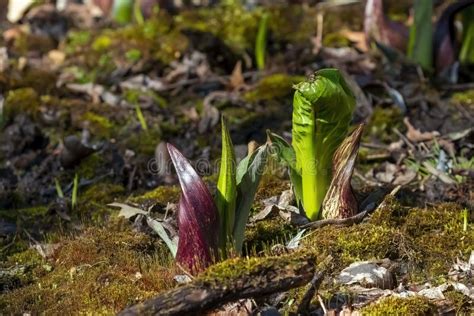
[338, 261, 395, 290]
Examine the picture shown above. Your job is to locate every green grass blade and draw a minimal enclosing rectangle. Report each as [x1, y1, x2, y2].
[216, 117, 237, 252]
[135, 104, 148, 131]
[408, 0, 433, 70]
[72, 173, 79, 209]
[55, 178, 64, 198]
[255, 12, 269, 70]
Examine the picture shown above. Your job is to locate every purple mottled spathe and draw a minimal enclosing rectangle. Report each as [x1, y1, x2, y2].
[167, 143, 219, 274]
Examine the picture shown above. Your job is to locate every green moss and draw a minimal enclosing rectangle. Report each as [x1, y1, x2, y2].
[65, 30, 92, 54]
[402, 203, 474, 282]
[130, 185, 180, 206]
[302, 200, 473, 285]
[0, 227, 175, 314]
[1, 249, 49, 292]
[323, 32, 352, 47]
[80, 182, 125, 205]
[244, 218, 295, 255]
[81, 112, 115, 138]
[4, 87, 40, 120]
[13, 68, 57, 94]
[92, 35, 113, 52]
[444, 290, 471, 314]
[0, 206, 49, 222]
[125, 49, 142, 62]
[267, 5, 317, 44]
[199, 252, 315, 287]
[176, 4, 260, 53]
[243, 73, 305, 102]
[452, 89, 474, 107]
[363, 106, 404, 144]
[76, 153, 106, 179]
[361, 296, 435, 315]
[123, 128, 161, 156]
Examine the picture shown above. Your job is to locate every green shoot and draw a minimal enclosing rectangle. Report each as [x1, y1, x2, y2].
[135, 104, 148, 131]
[72, 173, 79, 209]
[216, 117, 237, 253]
[55, 178, 64, 198]
[255, 13, 269, 70]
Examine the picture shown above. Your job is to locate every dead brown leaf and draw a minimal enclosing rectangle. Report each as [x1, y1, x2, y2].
[229, 60, 244, 90]
[404, 117, 440, 143]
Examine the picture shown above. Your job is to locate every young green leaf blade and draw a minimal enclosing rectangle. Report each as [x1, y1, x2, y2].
[408, 0, 433, 70]
[322, 124, 364, 219]
[233, 144, 269, 253]
[167, 144, 219, 274]
[216, 117, 237, 252]
[292, 69, 355, 221]
[267, 131, 302, 207]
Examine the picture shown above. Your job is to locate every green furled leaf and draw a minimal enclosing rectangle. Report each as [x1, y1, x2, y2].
[460, 5, 474, 64]
[234, 144, 269, 252]
[292, 69, 355, 221]
[322, 124, 364, 219]
[266, 131, 302, 208]
[255, 13, 269, 70]
[408, 0, 433, 70]
[216, 117, 237, 252]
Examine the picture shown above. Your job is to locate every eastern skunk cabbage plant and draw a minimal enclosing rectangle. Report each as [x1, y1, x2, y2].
[268, 69, 362, 221]
[167, 118, 268, 273]
[167, 144, 219, 273]
[292, 69, 355, 220]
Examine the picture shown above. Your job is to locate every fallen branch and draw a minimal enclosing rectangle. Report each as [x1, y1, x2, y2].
[302, 186, 401, 230]
[118, 254, 317, 316]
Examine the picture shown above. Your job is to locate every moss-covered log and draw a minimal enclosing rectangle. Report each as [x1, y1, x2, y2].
[118, 254, 317, 316]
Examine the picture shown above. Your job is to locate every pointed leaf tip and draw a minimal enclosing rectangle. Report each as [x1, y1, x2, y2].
[216, 118, 237, 253]
[322, 124, 364, 219]
[167, 143, 219, 274]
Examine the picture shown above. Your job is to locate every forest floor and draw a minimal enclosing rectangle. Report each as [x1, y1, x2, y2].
[0, 1, 473, 315]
